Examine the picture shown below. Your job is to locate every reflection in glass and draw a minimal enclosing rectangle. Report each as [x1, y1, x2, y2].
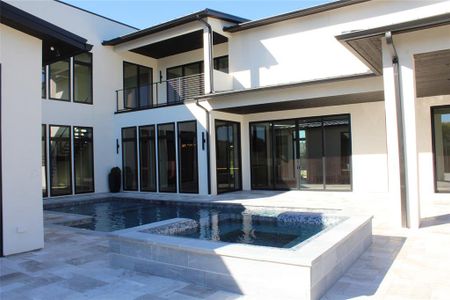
[158, 123, 177, 192]
[323, 116, 351, 190]
[73, 53, 92, 104]
[433, 106, 450, 192]
[123, 62, 152, 109]
[74, 127, 94, 193]
[50, 126, 72, 196]
[298, 119, 323, 190]
[122, 127, 138, 191]
[250, 122, 273, 189]
[216, 120, 241, 193]
[273, 120, 297, 189]
[49, 59, 70, 100]
[42, 125, 47, 197]
[178, 121, 198, 193]
[139, 125, 156, 192]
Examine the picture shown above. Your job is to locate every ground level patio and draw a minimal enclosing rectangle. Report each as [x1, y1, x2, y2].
[1, 191, 449, 299]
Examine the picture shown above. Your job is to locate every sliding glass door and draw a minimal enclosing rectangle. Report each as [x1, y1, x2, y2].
[432, 106, 450, 193]
[158, 123, 177, 192]
[250, 115, 352, 191]
[49, 126, 72, 196]
[74, 127, 94, 193]
[216, 120, 242, 193]
[122, 127, 138, 191]
[178, 121, 198, 193]
[139, 125, 156, 192]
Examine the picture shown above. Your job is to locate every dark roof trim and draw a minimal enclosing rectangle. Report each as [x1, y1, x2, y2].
[55, 0, 139, 30]
[103, 9, 248, 46]
[336, 12, 450, 41]
[1, 1, 92, 52]
[224, 0, 369, 33]
[196, 72, 378, 100]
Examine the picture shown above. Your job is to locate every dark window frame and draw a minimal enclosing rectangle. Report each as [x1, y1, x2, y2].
[249, 113, 353, 192]
[42, 66, 47, 99]
[49, 125, 72, 197]
[123, 61, 154, 109]
[177, 120, 199, 194]
[157, 122, 177, 193]
[213, 55, 229, 73]
[431, 105, 450, 193]
[48, 58, 71, 102]
[73, 52, 93, 105]
[121, 126, 139, 191]
[42, 124, 48, 198]
[215, 119, 242, 194]
[139, 125, 157, 192]
[73, 126, 95, 194]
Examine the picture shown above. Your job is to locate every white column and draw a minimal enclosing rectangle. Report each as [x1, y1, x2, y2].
[203, 26, 212, 94]
[382, 40, 404, 228]
[399, 54, 421, 229]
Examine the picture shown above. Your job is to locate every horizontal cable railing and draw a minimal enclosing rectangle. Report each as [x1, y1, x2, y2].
[116, 73, 205, 113]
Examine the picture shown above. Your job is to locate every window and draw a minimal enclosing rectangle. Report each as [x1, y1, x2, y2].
[42, 125, 47, 197]
[122, 127, 138, 191]
[216, 120, 242, 193]
[178, 121, 198, 193]
[49, 59, 70, 101]
[139, 125, 156, 192]
[49, 125, 72, 196]
[432, 106, 450, 193]
[123, 62, 153, 109]
[158, 123, 177, 192]
[73, 53, 93, 104]
[214, 56, 229, 73]
[167, 62, 203, 104]
[42, 66, 46, 99]
[74, 127, 94, 193]
[250, 115, 351, 191]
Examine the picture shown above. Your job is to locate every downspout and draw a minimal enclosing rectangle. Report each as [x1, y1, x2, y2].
[196, 16, 214, 93]
[196, 16, 214, 195]
[385, 31, 408, 228]
[196, 99, 211, 195]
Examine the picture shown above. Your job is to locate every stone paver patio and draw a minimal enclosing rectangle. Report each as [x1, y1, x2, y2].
[1, 192, 449, 299]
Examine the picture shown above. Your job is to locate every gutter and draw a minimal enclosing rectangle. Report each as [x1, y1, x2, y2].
[385, 31, 408, 228]
[195, 100, 211, 195]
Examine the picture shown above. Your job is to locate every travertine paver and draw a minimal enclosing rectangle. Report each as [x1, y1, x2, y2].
[1, 191, 450, 299]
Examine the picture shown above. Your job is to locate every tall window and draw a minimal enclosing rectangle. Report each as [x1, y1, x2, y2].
[158, 123, 177, 192]
[123, 62, 153, 109]
[42, 66, 46, 99]
[73, 53, 93, 104]
[250, 115, 351, 191]
[49, 59, 70, 101]
[42, 125, 47, 197]
[216, 120, 242, 193]
[178, 121, 198, 193]
[432, 106, 450, 193]
[74, 127, 94, 193]
[139, 125, 156, 192]
[122, 127, 138, 191]
[49, 126, 72, 196]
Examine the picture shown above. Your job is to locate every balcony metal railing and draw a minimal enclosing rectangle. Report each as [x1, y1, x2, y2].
[116, 73, 205, 113]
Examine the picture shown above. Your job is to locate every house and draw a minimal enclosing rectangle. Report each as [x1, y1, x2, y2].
[1, 0, 449, 256]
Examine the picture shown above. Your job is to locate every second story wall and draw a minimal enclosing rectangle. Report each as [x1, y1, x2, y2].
[228, 0, 450, 89]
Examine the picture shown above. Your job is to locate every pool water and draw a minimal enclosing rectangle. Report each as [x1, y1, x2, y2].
[47, 199, 332, 248]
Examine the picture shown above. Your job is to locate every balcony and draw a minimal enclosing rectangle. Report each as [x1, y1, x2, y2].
[116, 73, 205, 113]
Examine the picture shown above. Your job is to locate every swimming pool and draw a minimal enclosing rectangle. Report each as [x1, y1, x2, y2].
[45, 198, 342, 248]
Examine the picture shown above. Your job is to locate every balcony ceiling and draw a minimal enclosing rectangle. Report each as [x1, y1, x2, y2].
[130, 30, 228, 59]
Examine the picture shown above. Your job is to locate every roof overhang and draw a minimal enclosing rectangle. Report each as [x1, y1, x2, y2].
[1, 1, 92, 64]
[335, 13, 450, 75]
[224, 0, 369, 33]
[102, 9, 247, 47]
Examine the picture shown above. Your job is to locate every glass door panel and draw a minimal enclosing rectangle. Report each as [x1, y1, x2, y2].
[250, 122, 273, 189]
[216, 120, 242, 193]
[273, 120, 297, 189]
[298, 118, 324, 190]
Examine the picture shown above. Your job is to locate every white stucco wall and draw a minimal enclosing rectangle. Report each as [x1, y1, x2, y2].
[228, 0, 450, 89]
[0, 25, 44, 255]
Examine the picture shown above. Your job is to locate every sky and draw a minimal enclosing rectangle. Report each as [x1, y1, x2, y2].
[62, 0, 334, 29]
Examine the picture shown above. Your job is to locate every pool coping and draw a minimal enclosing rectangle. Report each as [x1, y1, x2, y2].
[109, 214, 372, 267]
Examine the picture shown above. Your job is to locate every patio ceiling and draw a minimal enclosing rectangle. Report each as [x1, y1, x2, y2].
[130, 30, 228, 59]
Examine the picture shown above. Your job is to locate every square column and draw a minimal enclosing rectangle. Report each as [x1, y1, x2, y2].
[203, 26, 213, 94]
